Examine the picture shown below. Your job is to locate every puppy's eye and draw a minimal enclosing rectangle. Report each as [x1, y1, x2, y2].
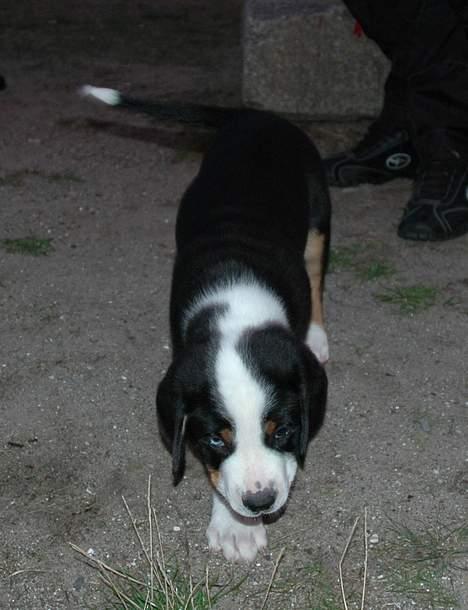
[207, 435, 226, 449]
[273, 425, 291, 441]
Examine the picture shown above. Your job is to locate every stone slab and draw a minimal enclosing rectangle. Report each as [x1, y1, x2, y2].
[242, 0, 390, 119]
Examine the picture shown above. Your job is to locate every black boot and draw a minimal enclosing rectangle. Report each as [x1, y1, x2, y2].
[398, 130, 468, 241]
[325, 116, 419, 187]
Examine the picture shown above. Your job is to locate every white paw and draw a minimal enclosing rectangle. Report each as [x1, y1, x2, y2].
[306, 323, 329, 364]
[206, 494, 267, 562]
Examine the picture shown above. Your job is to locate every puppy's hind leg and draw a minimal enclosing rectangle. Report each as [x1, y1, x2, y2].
[305, 228, 329, 364]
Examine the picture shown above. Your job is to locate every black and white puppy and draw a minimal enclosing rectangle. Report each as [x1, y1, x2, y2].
[79, 87, 330, 562]
[156, 110, 330, 562]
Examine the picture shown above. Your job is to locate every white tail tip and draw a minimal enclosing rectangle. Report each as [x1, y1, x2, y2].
[79, 85, 122, 106]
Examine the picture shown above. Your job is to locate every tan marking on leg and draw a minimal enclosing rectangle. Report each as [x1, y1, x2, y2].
[304, 229, 326, 327]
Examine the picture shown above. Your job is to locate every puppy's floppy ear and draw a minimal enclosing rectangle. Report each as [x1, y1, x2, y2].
[297, 344, 328, 467]
[156, 362, 187, 486]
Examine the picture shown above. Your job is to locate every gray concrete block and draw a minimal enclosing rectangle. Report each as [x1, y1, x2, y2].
[242, 0, 390, 120]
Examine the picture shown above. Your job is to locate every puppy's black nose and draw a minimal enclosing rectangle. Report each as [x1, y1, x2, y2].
[242, 488, 277, 513]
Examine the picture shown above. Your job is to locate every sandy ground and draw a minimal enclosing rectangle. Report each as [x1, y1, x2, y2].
[1, 1, 467, 609]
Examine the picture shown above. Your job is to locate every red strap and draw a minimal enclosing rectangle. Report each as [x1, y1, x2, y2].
[353, 20, 364, 37]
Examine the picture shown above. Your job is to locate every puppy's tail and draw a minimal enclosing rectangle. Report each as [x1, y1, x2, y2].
[79, 84, 240, 129]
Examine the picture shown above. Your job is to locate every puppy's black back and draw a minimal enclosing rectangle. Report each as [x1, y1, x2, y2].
[176, 110, 323, 252]
[170, 110, 329, 351]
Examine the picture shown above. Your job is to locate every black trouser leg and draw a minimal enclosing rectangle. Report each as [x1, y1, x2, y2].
[342, 0, 468, 154]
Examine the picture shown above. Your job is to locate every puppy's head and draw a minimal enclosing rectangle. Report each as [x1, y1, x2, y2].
[156, 325, 327, 518]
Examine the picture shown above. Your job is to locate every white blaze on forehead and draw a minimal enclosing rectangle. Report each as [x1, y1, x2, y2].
[212, 281, 287, 447]
[214, 334, 298, 517]
[215, 340, 267, 448]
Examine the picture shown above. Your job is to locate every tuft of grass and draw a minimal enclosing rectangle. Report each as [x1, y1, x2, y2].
[100, 567, 220, 610]
[272, 510, 370, 610]
[270, 559, 342, 610]
[304, 562, 342, 610]
[45, 171, 83, 184]
[329, 243, 396, 282]
[70, 477, 262, 610]
[385, 567, 460, 609]
[0, 169, 82, 187]
[328, 244, 365, 273]
[357, 261, 396, 282]
[375, 285, 438, 313]
[1, 237, 54, 256]
[379, 517, 468, 609]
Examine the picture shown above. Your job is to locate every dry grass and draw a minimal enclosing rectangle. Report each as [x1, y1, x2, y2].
[71, 477, 224, 609]
[70, 477, 286, 610]
[339, 507, 369, 610]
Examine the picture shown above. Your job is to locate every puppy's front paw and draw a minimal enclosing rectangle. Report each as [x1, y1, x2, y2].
[207, 495, 267, 562]
[306, 323, 329, 364]
[207, 516, 267, 562]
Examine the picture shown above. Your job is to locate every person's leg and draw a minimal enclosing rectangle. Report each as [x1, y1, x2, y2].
[326, 0, 468, 240]
[326, 1, 422, 188]
[343, 0, 468, 132]
[398, 31, 468, 238]
[393, 0, 468, 239]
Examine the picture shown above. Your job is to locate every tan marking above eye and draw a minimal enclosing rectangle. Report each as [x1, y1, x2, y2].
[265, 420, 277, 436]
[220, 428, 233, 444]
